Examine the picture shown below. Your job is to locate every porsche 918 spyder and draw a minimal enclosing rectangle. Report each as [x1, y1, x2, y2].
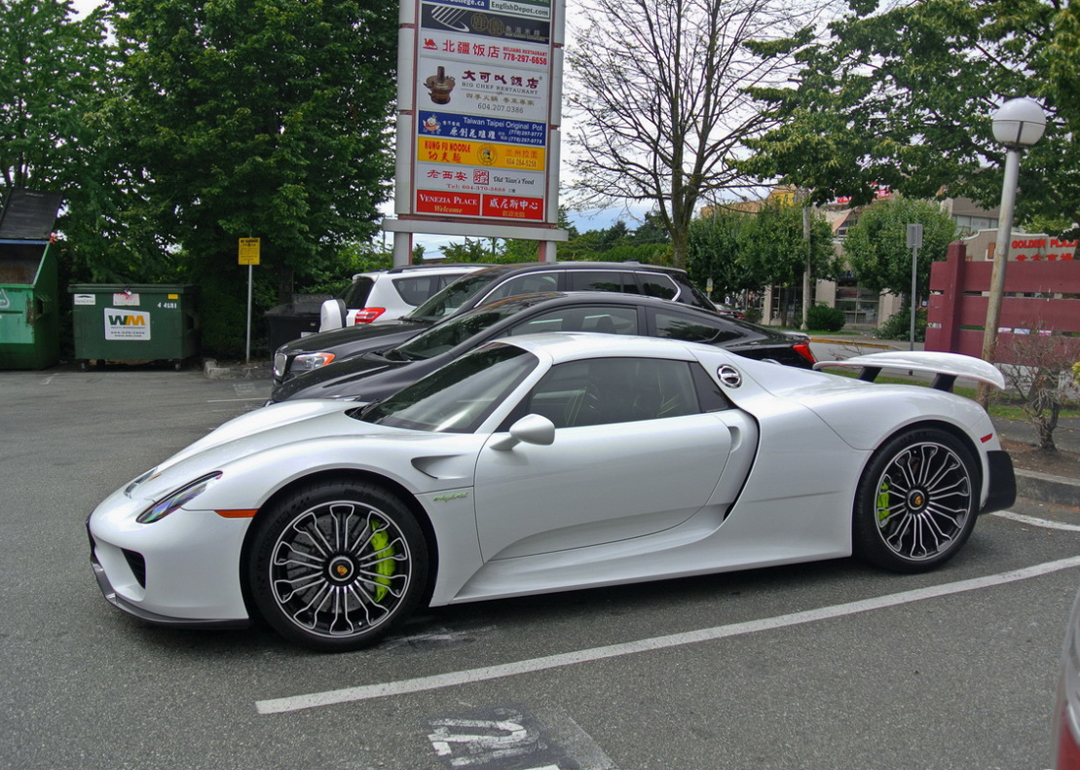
[88, 334, 1016, 651]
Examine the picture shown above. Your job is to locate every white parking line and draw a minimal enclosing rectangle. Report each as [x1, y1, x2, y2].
[993, 510, 1080, 532]
[255, 554, 1080, 715]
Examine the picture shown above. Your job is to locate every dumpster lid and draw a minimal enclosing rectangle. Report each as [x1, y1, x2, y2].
[0, 189, 63, 241]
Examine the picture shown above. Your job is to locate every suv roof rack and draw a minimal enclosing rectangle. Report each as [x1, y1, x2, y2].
[384, 262, 479, 274]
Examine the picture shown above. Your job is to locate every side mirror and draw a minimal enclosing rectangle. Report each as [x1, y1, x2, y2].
[489, 414, 556, 451]
[319, 299, 347, 332]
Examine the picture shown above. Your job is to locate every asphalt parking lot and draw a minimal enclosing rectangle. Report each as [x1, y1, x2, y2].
[3, 364, 1078, 770]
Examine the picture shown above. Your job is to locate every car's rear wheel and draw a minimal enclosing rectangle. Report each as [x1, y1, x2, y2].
[853, 428, 979, 573]
[247, 480, 427, 651]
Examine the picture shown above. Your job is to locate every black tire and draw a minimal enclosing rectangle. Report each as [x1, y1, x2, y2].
[853, 428, 979, 573]
[247, 480, 428, 651]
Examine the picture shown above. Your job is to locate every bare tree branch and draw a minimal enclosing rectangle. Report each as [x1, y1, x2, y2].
[564, 0, 834, 266]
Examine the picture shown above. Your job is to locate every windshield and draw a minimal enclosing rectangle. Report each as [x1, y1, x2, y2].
[394, 298, 537, 360]
[405, 270, 504, 322]
[353, 344, 537, 433]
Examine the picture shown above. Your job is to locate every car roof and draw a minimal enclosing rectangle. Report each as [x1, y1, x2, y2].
[473, 290, 713, 313]
[352, 263, 483, 281]
[463, 261, 692, 279]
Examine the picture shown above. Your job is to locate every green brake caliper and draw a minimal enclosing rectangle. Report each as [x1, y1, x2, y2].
[876, 481, 891, 522]
[369, 520, 395, 602]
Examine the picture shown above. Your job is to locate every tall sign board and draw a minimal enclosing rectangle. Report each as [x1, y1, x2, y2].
[389, 0, 567, 262]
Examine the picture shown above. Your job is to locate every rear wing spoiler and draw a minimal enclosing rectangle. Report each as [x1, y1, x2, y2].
[813, 351, 1005, 392]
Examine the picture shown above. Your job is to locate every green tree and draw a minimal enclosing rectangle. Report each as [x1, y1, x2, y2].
[687, 207, 750, 301]
[632, 211, 672, 245]
[842, 197, 958, 305]
[0, 0, 119, 285]
[111, 0, 396, 355]
[440, 238, 500, 263]
[0, 0, 110, 191]
[742, 0, 1080, 232]
[739, 201, 835, 325]
[688, 201, 834, 320]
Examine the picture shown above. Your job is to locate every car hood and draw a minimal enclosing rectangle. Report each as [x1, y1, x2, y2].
[271, 352, 403, 402]
[122, 400, 450, 504]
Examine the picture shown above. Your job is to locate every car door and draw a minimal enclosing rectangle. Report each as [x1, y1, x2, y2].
[473, 356, 742, 561]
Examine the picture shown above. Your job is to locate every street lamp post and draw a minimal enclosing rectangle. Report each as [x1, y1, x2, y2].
[977, 97, 1046, 407]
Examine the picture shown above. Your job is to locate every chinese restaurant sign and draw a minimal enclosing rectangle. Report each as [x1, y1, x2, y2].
[411, 0, 554, 222]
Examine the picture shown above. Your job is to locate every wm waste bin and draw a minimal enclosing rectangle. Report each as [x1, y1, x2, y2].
[70, 284, 199, 369]
[0, 189, 63, 370]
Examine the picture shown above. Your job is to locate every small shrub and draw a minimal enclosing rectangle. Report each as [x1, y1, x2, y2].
[879, 306, 926, 341]
[807, 303, 846, 332]
[744, 306, 762, 324]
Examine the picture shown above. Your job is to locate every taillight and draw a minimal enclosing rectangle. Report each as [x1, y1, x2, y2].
[794, 341, 816, 364]
[354, 307, 386, 324]
[1056, 694, 1080, 769]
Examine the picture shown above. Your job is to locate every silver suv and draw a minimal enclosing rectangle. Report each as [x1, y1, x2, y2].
[319, 263, 483, 331]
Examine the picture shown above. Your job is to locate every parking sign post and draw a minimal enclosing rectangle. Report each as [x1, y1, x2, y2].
[238, 238, 261, 362]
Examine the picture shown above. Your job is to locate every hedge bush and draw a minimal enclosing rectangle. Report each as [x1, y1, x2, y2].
[807, 303, 846, 332]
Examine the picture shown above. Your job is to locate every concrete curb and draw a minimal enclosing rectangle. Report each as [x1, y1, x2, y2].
[202, 358, 271, 381]
[1015, 468, 1080, 509]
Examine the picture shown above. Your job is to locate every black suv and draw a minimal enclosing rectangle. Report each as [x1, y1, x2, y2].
[273, 261, 716, 383]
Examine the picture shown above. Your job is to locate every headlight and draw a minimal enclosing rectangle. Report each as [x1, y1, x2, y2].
[137, 473, 222, 524]
[290, 352, 336, 375]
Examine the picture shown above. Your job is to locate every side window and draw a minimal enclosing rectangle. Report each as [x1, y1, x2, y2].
[522, 357, 702, 429]
[341, 276, 376, 307]
[636, 273, 679, 301]
[484, 272, 560, 303]
[652, 308, 746, 344]
[565, 270, 624, 293]
[506, 306, 639, 337]
[391, 275, 442, 306]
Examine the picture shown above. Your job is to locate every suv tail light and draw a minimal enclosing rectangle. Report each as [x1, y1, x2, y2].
[353, 307, 387, 324]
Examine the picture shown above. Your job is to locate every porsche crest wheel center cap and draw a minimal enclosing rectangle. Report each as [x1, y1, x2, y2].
[907, 489, 929, 512]
[327, 555, 356, 584]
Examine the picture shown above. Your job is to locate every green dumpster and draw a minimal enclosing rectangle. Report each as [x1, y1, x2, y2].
[70, 284, 199, 369]
[0, 189, 63, 370]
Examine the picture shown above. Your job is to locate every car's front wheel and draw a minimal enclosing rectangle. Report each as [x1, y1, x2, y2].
[853, 428, 979, 573]
[247, 480, 427, 651]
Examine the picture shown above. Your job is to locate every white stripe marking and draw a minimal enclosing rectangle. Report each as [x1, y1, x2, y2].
[255, 555, 1080, 714]
[994, 510, 1080, 532]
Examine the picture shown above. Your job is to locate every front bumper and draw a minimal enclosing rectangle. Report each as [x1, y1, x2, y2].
[88, 529, 248, 630]
[981, 450, 1016, 515]
[86, 487, 253, 629]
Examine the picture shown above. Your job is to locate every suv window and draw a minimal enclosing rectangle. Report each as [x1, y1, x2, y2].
[525, 357, 701, 429]
[484, 272, 560, 303]
[340, 276, 376, 308]
[637, 274, 679, 301]
[391, 274, 457, 306]
[565, 270, 627, 293]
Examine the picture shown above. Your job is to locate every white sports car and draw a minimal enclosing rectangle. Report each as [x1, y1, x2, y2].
[88, 334, 1016, 651]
